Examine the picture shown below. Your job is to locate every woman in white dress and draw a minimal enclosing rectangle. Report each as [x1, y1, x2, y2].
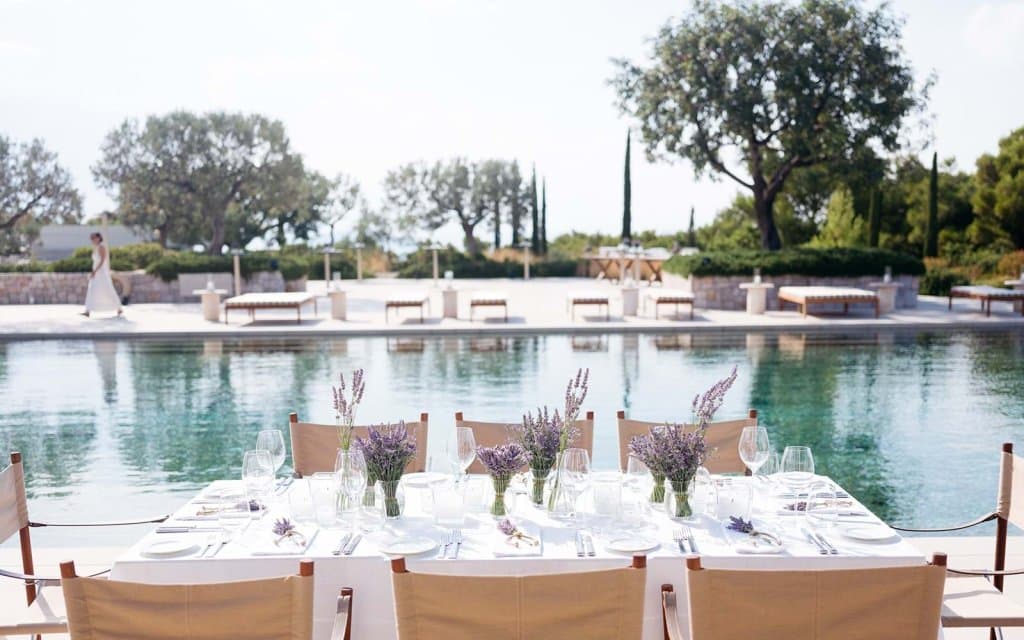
[81, 233, 123, 317]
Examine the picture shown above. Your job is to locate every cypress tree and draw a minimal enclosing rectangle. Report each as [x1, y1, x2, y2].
[541, 178, 548, 254]
[529, 165, 540, 252]
[622, 131, 632, 241]
[687, 206, 696, 246]
[924, 152, 939, 257]
[867, 188, 881, 248]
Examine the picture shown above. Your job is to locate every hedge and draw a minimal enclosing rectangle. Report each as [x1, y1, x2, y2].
[663, 248, 925, 278]
[919, 268, 970, 296]
[396, 248, 578, 279]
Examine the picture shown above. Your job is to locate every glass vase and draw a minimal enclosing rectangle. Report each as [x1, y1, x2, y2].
[363, 473, 378, 508]
[490, 474, 511, 517]
[376, 479, 404, 519]
[650, 473, 666, 504]
[665, 478, 694, 520]
[530, 467, 550, 506]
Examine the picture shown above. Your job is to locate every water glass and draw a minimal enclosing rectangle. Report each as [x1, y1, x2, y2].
[256, 429, 287, 477]
[715, 479, 752, 521]
[242, 449, 274, 502]
[287, 479, 316, 525]
[309, 472, 339, 527]
[780, 446, 815, 493]
[431, 480, 466, 528]
[558, 448, 591, 524]
[447, 427, 477, 481]
[690, 466, 718, 516]
[592, 471, 622, 518]
[738, 426, 771, 475]
[806, 481, 838, 528]
[335, 450, 368, 505]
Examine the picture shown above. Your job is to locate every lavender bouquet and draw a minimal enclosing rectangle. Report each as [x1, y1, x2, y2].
[547, 368, 589, 514]
[511, 407, 573, 505]
[332, 368, 365, 451]
[628, 366, 737, 517]
[477, 443, 528, 517]
[354, 422, 416, 518]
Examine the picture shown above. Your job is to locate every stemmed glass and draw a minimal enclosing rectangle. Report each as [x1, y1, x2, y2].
[559, 448, 591, 528]
[335, 449, 368, 530]
[256, 429, 287, 481]
[738, 426, 771, 477]
[242, 449, 274, 509]
[779, 446, 815, 498]
[447, 427, 477, 484]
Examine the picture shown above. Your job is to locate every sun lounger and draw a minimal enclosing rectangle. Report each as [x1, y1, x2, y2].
[777, 286, 879, 317]
[949, 285, 1024, 317]
[385, 292, 430, 323]
[567, 290, 610, 320]
[645, 289, 694, 319]
[223, 292, 317, 324]
[469, 291, 508, 321]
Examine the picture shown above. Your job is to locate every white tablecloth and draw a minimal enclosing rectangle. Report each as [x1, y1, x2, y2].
[111, 476, 924, 639]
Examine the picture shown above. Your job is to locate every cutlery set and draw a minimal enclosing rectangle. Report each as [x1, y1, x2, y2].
[331, 532, 362, 556]
[673, 527, 698, 553]
[574, 531, 596, 557]
[803, 527, 839, 554]
[438, 529, 463, 559]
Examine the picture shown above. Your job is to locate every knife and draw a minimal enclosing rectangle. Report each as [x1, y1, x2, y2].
[342, 533, 362, 556]
[583, 534, 595, 557]
[803, 528, 828, 554]
[687, 530, 698, 554]
[814, 531, 839, 555]
[574, 532, 585, 557]
[332, 532, 353, 556]
[157, 526, 223, 533]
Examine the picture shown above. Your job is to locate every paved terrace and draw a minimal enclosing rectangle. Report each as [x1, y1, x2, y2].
[0, 276, 1021, 340]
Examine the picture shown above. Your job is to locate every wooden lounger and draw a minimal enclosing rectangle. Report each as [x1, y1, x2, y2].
[223, 292, 317, 324]
[469, 291, 508, 321]
[385, 293, 430, 323]
[645, 289, 694, 319]
[777, 286, 879, 318]
[567, 291, 610, 320]
[949, 285, 1024, 317]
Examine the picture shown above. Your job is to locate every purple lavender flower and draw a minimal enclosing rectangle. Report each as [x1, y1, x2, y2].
[629, 424, 708, 483]
[510, 407, 568, 472]
[272, 517, 296, 536]
[332, 368, 366, 449]
[497, 518, 516, 536]
[726, 516, 754, 534]
[691, 365, 738, 431]
[563, 368, 589, 433]
[354, 421, 417, 482]
[476, 443, 527, 477]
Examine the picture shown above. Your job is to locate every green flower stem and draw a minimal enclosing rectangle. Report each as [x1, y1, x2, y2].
[380, 480, 402, 518]
[490, 474, 511, 517]
[669, 479, 692, 519]
[530, 467, 549, 506]
[650, 473, 666, 504]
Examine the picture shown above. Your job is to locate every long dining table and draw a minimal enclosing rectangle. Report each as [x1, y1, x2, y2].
[110, 475, 925, 639]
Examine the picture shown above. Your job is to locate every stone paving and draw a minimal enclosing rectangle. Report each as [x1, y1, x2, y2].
[0, 276, 1020, 339]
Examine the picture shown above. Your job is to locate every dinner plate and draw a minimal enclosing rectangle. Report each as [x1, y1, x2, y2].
[379, 537, 438, 556]
[141, 539, 199, 557]
[839, 524, 898, 542]
[605, 536, 660, 554]
[403, 472, 448, 489]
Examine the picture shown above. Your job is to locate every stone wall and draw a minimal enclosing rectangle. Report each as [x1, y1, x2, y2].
[678, 274, 920, 310]
[0, 271, 303, 304]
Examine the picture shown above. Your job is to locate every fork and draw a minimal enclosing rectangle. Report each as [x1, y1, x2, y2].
[438, 530, 453, 558]
[682, 526, 698, 554]
[673, 528, 689, 554]
[447, 529, 463, 559]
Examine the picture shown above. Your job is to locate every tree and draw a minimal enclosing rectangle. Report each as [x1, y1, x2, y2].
[540, 178, 548, 254]
[0, 135, 82, 255]
[323, 174, 362, 246]
[507, 161, 526, 245]
[809, 187, 867, 248]
[226, 168, 333, 249]
[972, 126, 1024, 249]
[696, 194, 760, 251]
[529, 165, 540, 252]
[686, 206, 696, 247]
[867, 188, 882, 248]
[923, 152, 939, 257]
[612, 0, 927, 250]
[471, 160, 505, 249]
[93, 111, 310, 253]
[622, 131, 632, 240]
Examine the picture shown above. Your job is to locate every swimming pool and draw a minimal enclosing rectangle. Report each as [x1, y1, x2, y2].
[2, 329, 1021, 546]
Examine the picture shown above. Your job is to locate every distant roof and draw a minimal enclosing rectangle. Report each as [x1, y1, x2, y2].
[33, 224, 148, 261]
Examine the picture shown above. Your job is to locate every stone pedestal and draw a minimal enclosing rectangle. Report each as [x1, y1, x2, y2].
[192, 289, 227, 322]
[738, 282, 774, 315]
[1006, 280, 1024, 312]
[621, 287, 639, 316]
[869, 282, 902, 315]
[328, 289, 347, 320]
[442, 288, 459, 319]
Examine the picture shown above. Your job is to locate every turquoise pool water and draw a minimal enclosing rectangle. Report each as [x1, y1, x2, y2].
[1, 330, 1021, 546]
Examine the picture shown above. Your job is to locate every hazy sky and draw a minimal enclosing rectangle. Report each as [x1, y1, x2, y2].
[2, 0, 1023, 245]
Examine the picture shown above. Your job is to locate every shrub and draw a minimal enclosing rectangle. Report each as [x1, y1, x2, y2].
[998, 250, 1024, 279]
[396, 247, 577, 278]
[0, 262, 51, 273]
[663, 248, 925, 278]
[919, 268, 970, 296]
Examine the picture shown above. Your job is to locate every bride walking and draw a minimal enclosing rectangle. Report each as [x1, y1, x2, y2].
[81, 232, 123, 317]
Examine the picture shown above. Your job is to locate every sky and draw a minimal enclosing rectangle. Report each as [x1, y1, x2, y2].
[2, 0, 1023, 246]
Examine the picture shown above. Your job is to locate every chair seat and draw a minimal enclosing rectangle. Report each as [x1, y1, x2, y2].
[942, 576, 1024, 628]
[0, 584, 68, 634]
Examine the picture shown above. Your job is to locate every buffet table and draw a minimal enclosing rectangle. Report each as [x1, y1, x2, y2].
[111, 476, 923, 639]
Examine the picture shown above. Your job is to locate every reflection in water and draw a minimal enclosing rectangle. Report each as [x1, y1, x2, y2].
[0, 331, 1022, 545]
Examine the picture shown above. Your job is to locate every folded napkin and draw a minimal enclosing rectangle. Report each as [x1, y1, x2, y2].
[492, 521, 543, 558]
[248, 524, 319, 556]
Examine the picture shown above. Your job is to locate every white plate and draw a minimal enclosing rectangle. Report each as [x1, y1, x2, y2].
[379, 536, 438, 556]
[141, 539, 199, 557]
[839, 524, 898, 542]
[403, 472, 447, 489]
[605, 536, 660, 554]
[203, 486, 245, 500]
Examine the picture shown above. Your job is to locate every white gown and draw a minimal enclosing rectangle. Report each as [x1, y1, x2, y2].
[84, 243, 122, 313]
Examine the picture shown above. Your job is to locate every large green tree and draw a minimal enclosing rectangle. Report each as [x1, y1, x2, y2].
[972, 126, 1024, 249]
[93, 111, 316, 253]
[612, 0, 926, 250]
[383, 159, 484, 253]
[0, 135, 82, 254]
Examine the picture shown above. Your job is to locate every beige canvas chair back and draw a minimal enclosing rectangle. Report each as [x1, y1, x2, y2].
[392, 556, 645, 640]
[996, 445, 1024, 531]
[0, 453, 28, 544]
[685, 557, 945, 640]
[61, 560, 314, 640]
[455, 411, 594, 474]
[289, 413, 429, 477]
[616, 410, 757, 473]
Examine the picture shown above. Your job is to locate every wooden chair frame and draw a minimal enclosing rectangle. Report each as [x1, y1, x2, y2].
[616, 409, 758, 474]
[454, 410, 595, 475]
[288, 412, 430, 477]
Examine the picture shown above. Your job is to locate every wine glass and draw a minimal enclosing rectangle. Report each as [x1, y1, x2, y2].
[738, 426, 771, 476]
[335, 449, 368, 529]
[559, 448, 591, 527]
[447, 427, 477, 483]
[256, 429, 287, 479]
[780, 446, 815, 496]
[242, 449, 274, 507]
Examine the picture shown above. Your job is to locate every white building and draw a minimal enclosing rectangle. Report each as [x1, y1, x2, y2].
[31, 224, 148, 261]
